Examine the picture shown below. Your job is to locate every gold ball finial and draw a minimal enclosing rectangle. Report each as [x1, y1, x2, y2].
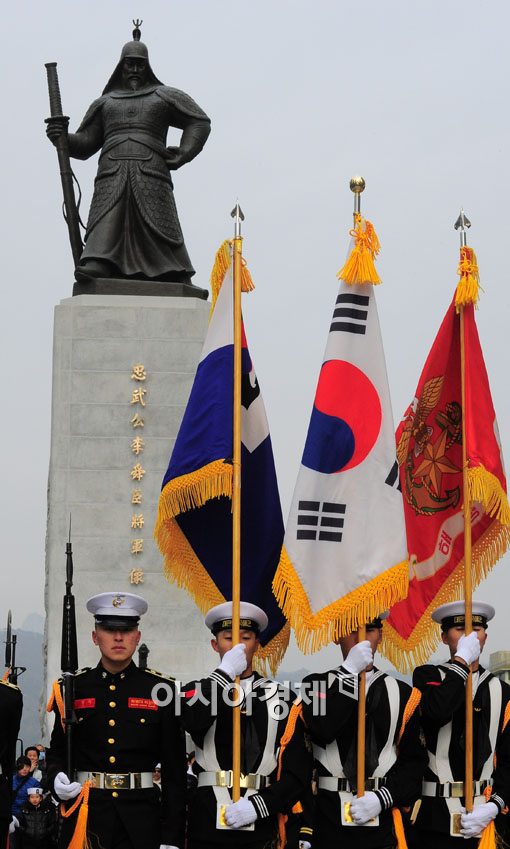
[350, 175, 366, 194]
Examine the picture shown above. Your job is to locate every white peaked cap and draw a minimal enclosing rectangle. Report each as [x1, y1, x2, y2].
[431, 600, 495, 625]
[86, 592, 148, 618]
[205, 601, 268, 633]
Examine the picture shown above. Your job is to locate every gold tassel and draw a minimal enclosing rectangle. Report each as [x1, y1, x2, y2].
[337, 215, 381, 286]
[209, 240, 255, 314]
[46, 680, 65, 731]
[60, 782, 92, 849]
[272, 547, 408, 654]
[275, 703, 304, 848]
[397, 688, 422, 745]
[478, 820, 496, 849]
[392, 808, 409, 849]
[455, 246, 480, 309]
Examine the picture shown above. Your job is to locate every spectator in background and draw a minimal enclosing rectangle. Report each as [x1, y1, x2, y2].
[16, 788, 56, 849]
[12, 758, 40, 821]
[24, 750, 42, 784]
[152, 764, 162, 796]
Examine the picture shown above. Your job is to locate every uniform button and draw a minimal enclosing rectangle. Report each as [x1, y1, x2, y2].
[108, 738, 115, 744]
[112, 791, 118, 798]
[109, 756, 116, 764]
[109, 719, 115, 727]
[109, 701, 116, 708]
[109, 685, 116, 691]
[140, 718, 146, 724]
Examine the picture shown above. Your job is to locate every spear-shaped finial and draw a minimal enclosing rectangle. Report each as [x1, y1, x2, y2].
[454, 209, 471, 247]
[350, 175, 366, 218]
[231, 203, 245, 238]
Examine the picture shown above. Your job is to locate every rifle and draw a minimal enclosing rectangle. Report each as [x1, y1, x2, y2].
[44, 62, 84, 267]
[4, 610, 26, 685]
[61, 520, 79, 777]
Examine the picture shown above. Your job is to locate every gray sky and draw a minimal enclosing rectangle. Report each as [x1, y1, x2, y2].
[3, 1, 510, 673]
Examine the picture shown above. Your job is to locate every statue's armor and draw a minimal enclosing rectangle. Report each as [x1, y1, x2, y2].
[69, 85, 210, 280]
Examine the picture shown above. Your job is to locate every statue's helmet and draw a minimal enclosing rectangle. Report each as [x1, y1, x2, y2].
[103, 21, 162, 94]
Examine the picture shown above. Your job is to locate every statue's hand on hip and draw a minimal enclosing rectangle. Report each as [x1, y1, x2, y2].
[45, 115, 69, 145]
[165, 145, 186, 170]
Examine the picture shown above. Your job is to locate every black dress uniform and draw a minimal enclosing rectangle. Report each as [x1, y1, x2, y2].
[302, 665, 425, 849]
[412, 660, 510, 849]
[0, 679, 22, 849]
[46, 661, 186, 849]
[181, 669, 313, 849]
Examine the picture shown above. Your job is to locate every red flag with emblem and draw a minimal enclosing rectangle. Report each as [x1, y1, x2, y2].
[383, 248, 510, 670]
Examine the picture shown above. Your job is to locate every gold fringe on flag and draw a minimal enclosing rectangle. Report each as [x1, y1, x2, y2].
[455, 245, 480, 309]
[382, 518, 510, 672]
[210, 240, 255, 313]
[468, 465, 510, 525]
[337, 215, 381, 286]
[272, 546, 408, 653]
[154, 460, 233, 526]
[155, 516, 288, 675]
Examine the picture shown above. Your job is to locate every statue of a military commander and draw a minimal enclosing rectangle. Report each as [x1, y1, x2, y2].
[46, 23, 211, 296]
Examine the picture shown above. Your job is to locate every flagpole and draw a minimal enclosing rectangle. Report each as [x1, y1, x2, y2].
[231, 203, 244, 802]
[455, 210, 474, 813]
[350, 175, 367, 800]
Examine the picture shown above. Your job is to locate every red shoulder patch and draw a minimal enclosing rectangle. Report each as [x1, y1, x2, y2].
[73, 698, 95, 709]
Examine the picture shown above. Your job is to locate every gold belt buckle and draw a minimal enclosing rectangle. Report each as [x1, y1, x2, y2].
[217, 771, 233, 788]
[104, 773, 130, 790]
[450, 781, 464, 799]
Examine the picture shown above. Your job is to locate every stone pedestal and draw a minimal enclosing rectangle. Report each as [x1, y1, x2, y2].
[43, 294, 212, 728]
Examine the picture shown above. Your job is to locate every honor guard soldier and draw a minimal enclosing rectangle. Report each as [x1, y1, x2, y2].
[0, 675, 22, 848]
[181, 602, 313, 849]
[302, 612, 426, 849]
[46, 592, 186, 849]
[412, 601, 510, 848]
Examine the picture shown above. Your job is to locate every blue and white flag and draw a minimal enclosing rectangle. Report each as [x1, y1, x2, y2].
[155, 244, 289, 672]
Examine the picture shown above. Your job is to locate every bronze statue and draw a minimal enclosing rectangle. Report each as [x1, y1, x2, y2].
[46, 22, 211, 298]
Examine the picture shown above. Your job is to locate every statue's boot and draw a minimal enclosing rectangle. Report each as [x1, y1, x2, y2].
[75, 260, 113, 282]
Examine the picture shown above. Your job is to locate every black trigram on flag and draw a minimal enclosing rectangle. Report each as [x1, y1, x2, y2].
[385, 460, 402, 492]
[297, 501, 346, 542]
[330, 293, 369, 335]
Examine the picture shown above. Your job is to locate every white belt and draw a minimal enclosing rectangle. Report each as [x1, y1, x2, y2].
[318, 776, 387, 792]
[422, 779, 493, 799]
[198, 770, 270, 790]
[76, 771, 153, 790]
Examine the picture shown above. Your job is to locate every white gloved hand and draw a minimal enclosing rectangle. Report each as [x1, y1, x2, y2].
[54, 771, 82, 800]
[218, 643, 247, 680]
[224, 797, 258, 828]
[455, 632, 482, 667]
[349, 791, 382, 824]
[342, 641, 373, 675]
[9, 817, 19, 834]
[460, 802, 498, 838]
[299, 842, 312, 849]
